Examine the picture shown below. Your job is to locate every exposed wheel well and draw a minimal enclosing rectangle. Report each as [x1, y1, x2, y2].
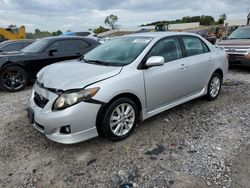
[95, 93, 142, 136]
[214, 69, 223, 79]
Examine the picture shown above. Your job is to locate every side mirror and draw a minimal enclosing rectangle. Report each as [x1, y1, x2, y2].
[222, 36, 228, 40]
[146, 56, 165, 67]
[48, 49, 58, 56]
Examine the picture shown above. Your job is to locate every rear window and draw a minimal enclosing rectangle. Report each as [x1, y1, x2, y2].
[49, 40, 89, 51]
[0, 43, 22, 52]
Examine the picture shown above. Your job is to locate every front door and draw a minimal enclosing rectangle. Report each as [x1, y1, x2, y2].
[143, 37, 189, 112]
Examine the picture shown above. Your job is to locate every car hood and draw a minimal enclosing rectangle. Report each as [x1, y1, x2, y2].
[217, 39, 250, 46]
[37, 60, 122, 91]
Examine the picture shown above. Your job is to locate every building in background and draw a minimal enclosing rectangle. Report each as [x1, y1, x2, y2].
[224, 19, 247, 27]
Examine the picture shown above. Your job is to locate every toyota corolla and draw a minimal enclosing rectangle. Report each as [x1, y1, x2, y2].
[27, 32, 228, 144]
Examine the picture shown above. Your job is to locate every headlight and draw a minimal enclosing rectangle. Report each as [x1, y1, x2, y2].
[53, 87, 99, 110]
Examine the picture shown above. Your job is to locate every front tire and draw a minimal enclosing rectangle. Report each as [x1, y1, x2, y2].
[101, 97, 139, 141]
[206, 72, 222, 101]
[0, 66, 28, 92]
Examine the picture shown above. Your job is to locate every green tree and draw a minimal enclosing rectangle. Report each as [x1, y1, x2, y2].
[93, 26, 109, 34]
[200, 16, 215, 25]
[26, 29, 63, 39]
[218, 13, 227, 24]
[142, 15, 215, 26]
[104, 14, 118, 29]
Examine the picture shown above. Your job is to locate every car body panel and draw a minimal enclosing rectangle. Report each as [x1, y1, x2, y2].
[28, 32, 228, 144]
[29, 84, 100, 144]
[37, 60, 122, 90]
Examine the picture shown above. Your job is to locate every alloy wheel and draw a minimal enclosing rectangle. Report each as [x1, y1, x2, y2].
[209, 76, 221, 98]
[2, 67, 26, 91]
[109, 103, 135, 137]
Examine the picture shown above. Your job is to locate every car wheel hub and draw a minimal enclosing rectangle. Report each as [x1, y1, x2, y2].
[210, 76, 221, 98]
[110, 103, 135, 136]
[2, 69, 24, 91]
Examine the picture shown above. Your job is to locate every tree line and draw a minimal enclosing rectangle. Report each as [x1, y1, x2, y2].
[141, 14, 227, 26]
[26, 29, 63, 39]
[93, 14, 226, 34]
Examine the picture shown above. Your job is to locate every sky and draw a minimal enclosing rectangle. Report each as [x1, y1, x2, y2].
[0, 0, 249, 32]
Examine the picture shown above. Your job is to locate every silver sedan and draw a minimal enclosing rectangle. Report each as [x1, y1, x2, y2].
[28, 32, 228, 144]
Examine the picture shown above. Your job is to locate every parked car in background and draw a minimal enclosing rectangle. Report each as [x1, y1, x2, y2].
[61, 31, 98, 41]
[0, 36, 100, 92]
[217, 25, 250, 66]
[187, 29, 217, 44]
[98, 37, 111, 43]
[0, 39, 35, 53]
[28, 32, 228, 144]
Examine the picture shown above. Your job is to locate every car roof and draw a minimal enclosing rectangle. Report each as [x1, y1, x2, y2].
[42, 36, 90, 40]
[124, 31, 200, 38]
[40, 36, 100, 45]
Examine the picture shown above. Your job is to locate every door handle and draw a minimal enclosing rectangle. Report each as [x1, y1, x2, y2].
[76, 52, 81, 55]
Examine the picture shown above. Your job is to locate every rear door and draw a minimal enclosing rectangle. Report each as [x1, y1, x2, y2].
[143, 37, 189, 112]
[181, 36, 214, 95]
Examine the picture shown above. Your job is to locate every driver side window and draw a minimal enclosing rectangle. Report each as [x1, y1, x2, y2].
[48, 41, 60, 51]
[148, 37, 182, 63]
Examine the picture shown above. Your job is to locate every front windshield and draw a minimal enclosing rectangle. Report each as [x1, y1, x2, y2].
[228, 27, 250, 39]
[83, 36, 153, 66]
[21, 39, 48, 53]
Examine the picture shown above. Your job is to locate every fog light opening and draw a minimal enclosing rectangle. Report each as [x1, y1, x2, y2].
[60, 125, 71, 134]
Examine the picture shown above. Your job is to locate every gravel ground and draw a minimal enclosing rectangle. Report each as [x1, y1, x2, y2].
[0, 68, 249, 188]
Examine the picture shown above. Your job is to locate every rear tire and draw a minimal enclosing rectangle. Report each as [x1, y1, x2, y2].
[101, 97, 139, 141]
[0, 66, 28, 92]
[206, 72, 222, 101]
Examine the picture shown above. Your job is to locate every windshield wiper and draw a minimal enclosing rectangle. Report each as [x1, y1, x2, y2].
[80, 57, 125, 67]
[79, 56, 90, 63]
[85, 59, 112, 66]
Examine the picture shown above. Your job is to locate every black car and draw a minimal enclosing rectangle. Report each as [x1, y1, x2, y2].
[0, 36, 100, 92]
[187, 30, 217, 44]
[0, 39, 35, 53]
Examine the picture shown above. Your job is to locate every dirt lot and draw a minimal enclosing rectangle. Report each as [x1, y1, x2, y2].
[0, 68, 249, 188]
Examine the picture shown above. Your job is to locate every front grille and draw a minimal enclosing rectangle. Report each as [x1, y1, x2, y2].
[223, 46, 250, 55]
[34, 92, 49, 108]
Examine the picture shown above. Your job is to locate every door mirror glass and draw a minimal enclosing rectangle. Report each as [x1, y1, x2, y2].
[146, 56, 165, 67]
